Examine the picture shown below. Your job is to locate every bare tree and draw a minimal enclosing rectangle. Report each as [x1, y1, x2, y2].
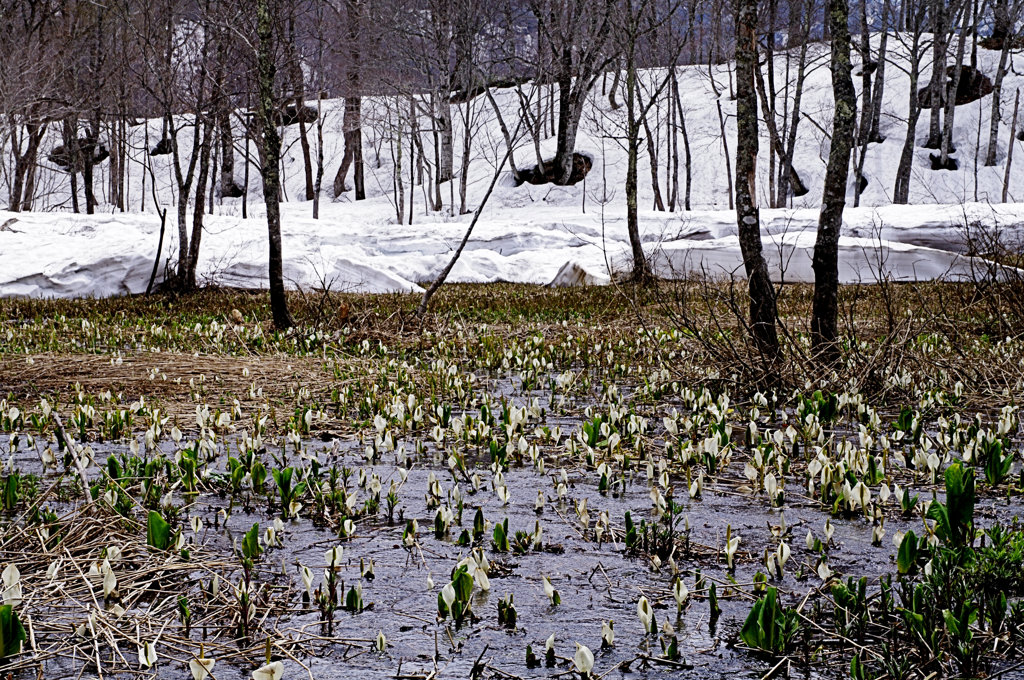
[735, 0, 779, 359]
[985, 0, 1024, 166]
[893, 0, 927, 204]
[528, 0, 618, 185]
[812, 0, 856, 357]
[255, 0, 295, 329]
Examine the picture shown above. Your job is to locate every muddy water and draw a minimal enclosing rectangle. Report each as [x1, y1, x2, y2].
[2, 415, 1022, 680]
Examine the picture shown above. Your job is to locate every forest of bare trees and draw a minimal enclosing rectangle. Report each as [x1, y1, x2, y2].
[2, 0, 1022, 347]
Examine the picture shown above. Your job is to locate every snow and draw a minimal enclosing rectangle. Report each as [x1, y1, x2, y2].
[2, 202, 1020, 298]
[2, 34, 1024, 299]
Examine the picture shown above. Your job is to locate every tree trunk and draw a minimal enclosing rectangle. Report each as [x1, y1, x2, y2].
[186, 116, 214, 289]
[434, 90, 454, 184]
[256, 0, 294, 330]
[812, 0, 857, 358]
[1002, 89, 1019, 202]
[334, 96, 364, 198]
[986, 21, 1011, 166]
[736, 0, 779, 359]
[868, 6, 888, 142]
[939, 7, 969, 168]
[624, 17, 652, 282]
[894, 27, 923, 203]
[288, 18, 314, 201]
[10, 121, 46, 212]
[925, 0, 948, 149]
[671, 73, 692, 211]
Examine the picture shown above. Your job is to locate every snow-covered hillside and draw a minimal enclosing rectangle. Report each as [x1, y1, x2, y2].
[2, 34, 1023, 297]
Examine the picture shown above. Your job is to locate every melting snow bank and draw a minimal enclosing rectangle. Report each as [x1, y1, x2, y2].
[1, 202, 1022, 299]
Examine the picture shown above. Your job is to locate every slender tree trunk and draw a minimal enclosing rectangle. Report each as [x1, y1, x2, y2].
[624, 11, 651, 282]
[895, 28, 923, 203]
[736, 0, 779, 359]
[672, 74, 693, 210]
[868, 7, 889, 142]
[939, 7, 969, 168]
[925, 0, 948, 148]
[1003, 90, 1019, 202]
[313, 97, 324, 219]
[986, 28, 1012, 166]
[256, 0, 294, 329]
[186, 116, 214, 288]
[641, 100, 665, 211]
[11, 122, 45, 212]
[812, 0, 856, 358]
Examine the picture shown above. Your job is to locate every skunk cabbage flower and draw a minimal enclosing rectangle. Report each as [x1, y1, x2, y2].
[2, 564, 22, 605]
[252, 661, 284, 680]
[573, 643, 594, 677]
[637, 595, 654, 633]
[189, 656, 215, 680]
[324, 546, 343, 568]
[138, 641, 157, 668]
[672, 579, 688, 611]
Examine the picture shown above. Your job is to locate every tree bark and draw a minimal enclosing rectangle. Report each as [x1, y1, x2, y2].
[894, 15, 924, 204]
[736, 0, 779, 359]
[256, 0, 294, 330]
[186, 116, 214, 288]
[812, 0, 857, 358]
[986, 5, 1012, 166]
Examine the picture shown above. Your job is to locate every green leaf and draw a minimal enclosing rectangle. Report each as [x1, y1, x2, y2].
[146, 510, 171, 551]
[897, 531, 918, 575]
[242, 523, 262, 560]
[0, 605, 26, 658]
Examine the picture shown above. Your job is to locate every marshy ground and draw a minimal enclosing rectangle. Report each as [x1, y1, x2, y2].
[0, 282, 1023, 680]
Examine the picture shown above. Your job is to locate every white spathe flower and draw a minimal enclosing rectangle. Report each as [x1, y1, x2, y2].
[637, 595, 654, 633]
[440, 582, 456, 611]
[672, 579, 689, 611]
[299, 565, 314, 597]
[601, 620, 615, 647]
[776, 541, 791, 571]
[138, 641, 157, 668]
[725, 533, 741, 569]
[189, 657, 215, 680]
[102, 564, 117, 598]
[2, 564, 22, 605]
[545, 633, 555, 652]
[542, 575, 557, 604]
[375, 630, 387, 653]
[252, 660, 284, 680]
[573, 643, 595, 675]
[324, 546, 344, 568]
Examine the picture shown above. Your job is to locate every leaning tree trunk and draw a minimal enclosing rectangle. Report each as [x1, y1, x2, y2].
[256, 0, 294, 330]
[812, 0, 857, 358]
[736, 0, 780, 360]
[986, 17, 1012, 166]
[894, 29, 924, 203]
